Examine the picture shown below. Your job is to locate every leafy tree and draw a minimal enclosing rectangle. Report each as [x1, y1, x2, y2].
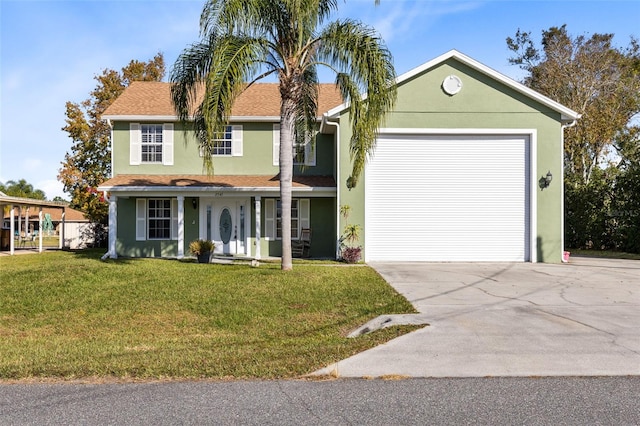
[171, 0, 396, 270]
[507, 26, 640, 253]
[0, 179, 47, 200]
[59, 54, 165, 223]
[507, 25, 640, 185]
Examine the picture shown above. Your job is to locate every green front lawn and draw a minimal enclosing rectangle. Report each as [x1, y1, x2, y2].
[0, 250, 417, 381]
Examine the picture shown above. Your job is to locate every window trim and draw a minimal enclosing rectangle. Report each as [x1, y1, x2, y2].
[199, 125, 243, 157]
[135, 198, 178, 241]
[129, 123, 173, 166]
[141, 124, 164, 164]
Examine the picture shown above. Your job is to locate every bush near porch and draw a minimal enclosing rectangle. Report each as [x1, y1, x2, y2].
[0, 250, 417, 380]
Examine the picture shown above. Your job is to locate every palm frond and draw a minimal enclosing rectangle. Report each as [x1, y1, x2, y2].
[316, 19, 397, 187]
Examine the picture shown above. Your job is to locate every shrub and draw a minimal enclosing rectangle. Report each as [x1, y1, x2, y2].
[188, 239, 214, 256]
[341, 246, 362, 263]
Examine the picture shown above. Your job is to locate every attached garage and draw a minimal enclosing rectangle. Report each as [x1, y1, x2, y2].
[327, 50, 580, 263]
[365, 132, 532, 262]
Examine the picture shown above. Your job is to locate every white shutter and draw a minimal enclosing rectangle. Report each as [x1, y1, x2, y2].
[299, 199, 310, 230]
[163, 123, 174, 165]
[305, 138, 316, 166]
[136, 199, 146, 241]
[232, 125, 243, 156]
[272, 124, 280, 166]
[171, 198, 178, 240]
[130, 123, 141, 165]
[265, 198, 275, 239]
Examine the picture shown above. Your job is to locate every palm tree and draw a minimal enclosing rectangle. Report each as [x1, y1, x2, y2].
[171, 0, 396, 270]
[3, 179, 46, 200]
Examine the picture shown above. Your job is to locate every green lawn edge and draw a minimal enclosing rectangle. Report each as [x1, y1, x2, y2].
[0, 249, 418, 381]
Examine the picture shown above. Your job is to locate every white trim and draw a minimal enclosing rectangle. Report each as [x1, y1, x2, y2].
[135, 199, 146, 241]
[324, 49, 580, 123]
[129, 123, 141, 165]
[299, 199, 310, 230]
[254, 196, 261, 260]
[264, 198, 275, 240]
[231, 125, 243, 156]
[163, 123, 174, 165]
[103, 115, 283, 122]
[99, 186, 336, 196]
[272, 124, 280, 166]
[105, 115, 177, 122]
[108, 195, 118, 258]
[378, 127, 538, 136]
[171, 198, 179, 240]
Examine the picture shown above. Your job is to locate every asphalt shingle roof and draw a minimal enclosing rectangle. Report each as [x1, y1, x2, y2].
[103, 82, 343, 118]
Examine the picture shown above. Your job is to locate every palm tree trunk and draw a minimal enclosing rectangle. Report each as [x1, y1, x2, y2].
[279, 97, 296, 270]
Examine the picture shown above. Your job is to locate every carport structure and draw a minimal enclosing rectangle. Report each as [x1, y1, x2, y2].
[0, 192, 68, 255]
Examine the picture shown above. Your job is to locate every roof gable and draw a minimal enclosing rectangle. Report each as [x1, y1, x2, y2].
[325, 49, 580, 123]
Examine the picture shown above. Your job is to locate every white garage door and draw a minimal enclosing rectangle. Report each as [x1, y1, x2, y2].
[365, 134, 530, 262]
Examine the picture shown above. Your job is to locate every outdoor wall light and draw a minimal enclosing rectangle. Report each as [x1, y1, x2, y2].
[539, 171, 553, 190]
[192, 198, 198, 210]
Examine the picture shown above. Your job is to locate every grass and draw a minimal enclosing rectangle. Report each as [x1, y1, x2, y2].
[569, 249, 640, 260]
[0, 250, 418, 381]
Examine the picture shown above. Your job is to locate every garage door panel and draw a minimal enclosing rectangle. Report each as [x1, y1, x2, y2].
[365, 134, 530, 262]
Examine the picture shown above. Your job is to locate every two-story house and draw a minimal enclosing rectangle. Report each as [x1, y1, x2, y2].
[99, 50, 579, 263]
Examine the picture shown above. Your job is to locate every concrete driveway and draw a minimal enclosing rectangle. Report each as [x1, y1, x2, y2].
[314, 257, 640, 378]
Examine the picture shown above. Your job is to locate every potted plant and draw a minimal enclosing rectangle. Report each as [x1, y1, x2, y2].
[189, 239, 214, 263]
[339, 205, 362, 263]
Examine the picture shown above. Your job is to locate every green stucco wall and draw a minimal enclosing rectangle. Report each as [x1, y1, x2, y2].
[338, 58, 565, 263]
[115, 196, 335, 259]
[253, 197, 336, 258]
[115, 196, 200, 258]
[111, 121, 334, 177]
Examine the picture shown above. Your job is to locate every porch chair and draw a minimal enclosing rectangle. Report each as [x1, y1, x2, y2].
[292, 228, 312, 258]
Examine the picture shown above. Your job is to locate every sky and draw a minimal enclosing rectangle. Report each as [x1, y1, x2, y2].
[1, 0, 638, 201]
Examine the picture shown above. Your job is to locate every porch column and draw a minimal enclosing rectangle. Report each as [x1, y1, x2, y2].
[38, 208, 43, 253]
[59, 209, 65, 249]
[108, 195, 117, 259]
[17, 206, 22, 238]
[177, 196, 185, 259]
[254, 196, 261, 260]
[9, 205, 15, 255]
[25, 207, 30, 235]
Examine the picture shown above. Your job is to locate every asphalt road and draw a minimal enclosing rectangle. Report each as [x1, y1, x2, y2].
[1, 377, 639, 425]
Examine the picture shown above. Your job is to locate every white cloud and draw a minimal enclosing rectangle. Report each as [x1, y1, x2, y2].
[342, 0, 485, 44]
[37, 179, 66, 201]
[23, 158, 44, 172]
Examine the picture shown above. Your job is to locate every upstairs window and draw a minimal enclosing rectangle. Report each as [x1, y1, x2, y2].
[141, 124, 163, 163]
[272, 124, 316, 166]
[130, 123, 174, 166]
[213, 126, 233, 156]
[199, 125, 243, 157]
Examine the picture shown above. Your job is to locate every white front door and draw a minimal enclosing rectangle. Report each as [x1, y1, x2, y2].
[200, 198, 248, 255]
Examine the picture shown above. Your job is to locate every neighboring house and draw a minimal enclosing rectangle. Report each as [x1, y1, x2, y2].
[98, 50, 580, 263]
[1, 203, 93, 250]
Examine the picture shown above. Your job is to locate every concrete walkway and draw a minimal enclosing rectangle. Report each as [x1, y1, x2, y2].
[314, 257, 640, 378]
